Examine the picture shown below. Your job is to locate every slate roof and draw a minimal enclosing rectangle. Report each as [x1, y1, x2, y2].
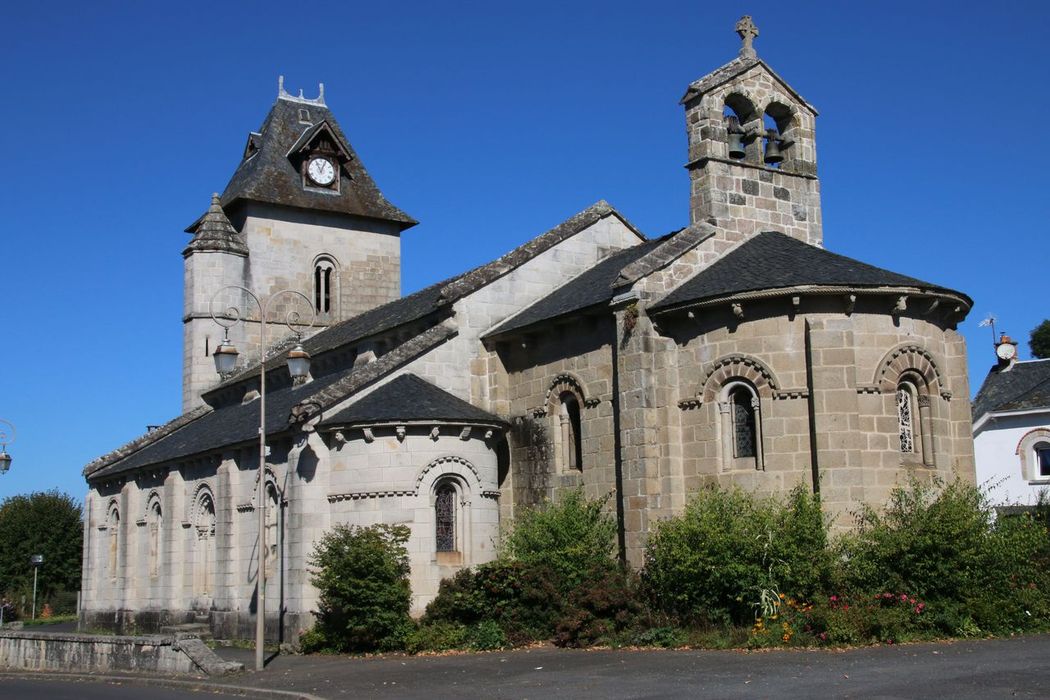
[651, 232, 968, 313]
[208, 201, 641, 392]
[320, 374, 504, 427]
[88, 367, 354, 480]
[484, 238, 665, 338]
[217, 96, 416, 228]
[184, 194, 249, 256]
[972, 359, 1050, 425]
[86, 323, 458, 481]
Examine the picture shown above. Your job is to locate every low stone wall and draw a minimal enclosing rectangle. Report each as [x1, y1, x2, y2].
[0, 630, 242, 676]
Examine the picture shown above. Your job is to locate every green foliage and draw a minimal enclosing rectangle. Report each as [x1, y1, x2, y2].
[0, 490, 82, 611]
[1030, 319, 1050, 359]
[304, 524, 412, 653]
[838, 479, 1050, 635]
[501, 488, 618, 593]
[642, 485, 831, 626]
[423, 559, 561, 645]
[553, 562, 642, 648]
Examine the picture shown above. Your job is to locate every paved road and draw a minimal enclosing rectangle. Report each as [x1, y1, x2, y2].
[5, 635, 1050, 699]
[0, 678, 217, 699]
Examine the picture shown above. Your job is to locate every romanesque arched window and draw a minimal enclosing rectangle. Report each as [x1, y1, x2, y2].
[895, 371, 933, 465]
[313, 257, 336, 314]
[107, 502, 121, 582]
[896, 381, 918, 454]
[730, 385, 757, 458]
[194, 490, 216, 596]
[147, 498, 162, 579]
[718, 380, 764, 471]
[558, 391, 583, 472]
[435, 482, 457, 553]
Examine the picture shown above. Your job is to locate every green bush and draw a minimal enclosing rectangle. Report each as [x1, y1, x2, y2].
[501, 488, 618, 593]
[642, 484, 830, 626]
[423, 559, 561, 645]
[303, 524, 412, 653]
[839, 479, 1050, 635]
[553, 562, 642, 648]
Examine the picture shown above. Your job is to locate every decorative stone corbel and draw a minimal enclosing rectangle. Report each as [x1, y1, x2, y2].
[332, 431, 346, 445]
[731, 303, 745, 319]
[459, 427, 472, 441]
[892, 295, 908, 316]
[361, 428, 374, 444]
[791, 296, 801, 313]
[395, 426, 406, 442]
[845, 294, 856, 316]
[484, 429, 494, 440]
[925, 298, 940, 316]
[429, 426, 441, 441]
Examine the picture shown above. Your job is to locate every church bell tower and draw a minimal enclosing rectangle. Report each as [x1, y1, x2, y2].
[681, 16, 822, 247]
[181, 80, 417, 411]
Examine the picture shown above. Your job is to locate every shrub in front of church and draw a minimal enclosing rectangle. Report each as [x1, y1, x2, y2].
[641, 485, 832, 627]
[553, 561, 646, 647]
[839, 479, 1050, 637]
[301, 523, 413, 653]
[421, 559, 562, 645]
[501, 488, 619, 594]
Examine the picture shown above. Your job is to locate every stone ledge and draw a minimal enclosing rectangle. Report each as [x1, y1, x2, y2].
[0, 630, 242, 676]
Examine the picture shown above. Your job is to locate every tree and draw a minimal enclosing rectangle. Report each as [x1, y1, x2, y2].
[1031, 319, 1050, 360]
[304, 523, 412, 652]
[0, 491, 83, 606]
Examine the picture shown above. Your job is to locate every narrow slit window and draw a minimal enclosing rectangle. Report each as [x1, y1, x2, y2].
[435, 484, 456, 552]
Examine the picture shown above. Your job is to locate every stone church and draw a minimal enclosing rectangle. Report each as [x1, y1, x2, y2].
[80, 19, 976, 638]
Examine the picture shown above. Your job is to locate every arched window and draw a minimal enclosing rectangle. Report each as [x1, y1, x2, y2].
[147, 499, 162, 579]
[264, 483, 280, 573]
[1015, 429, 1050, 483]
[435, 483, 457, 553]
[718, 381, 764, 470]
[730, 386, 757, 458]
[107, 503, 121, 581]
[558, 391, 583, 472]
[313, 257, 336, 314]
[194, 491, 216, 596]
[896, 382, 917, 454]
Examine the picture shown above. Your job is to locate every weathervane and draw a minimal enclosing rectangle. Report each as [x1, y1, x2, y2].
[736, 15, 759, 58]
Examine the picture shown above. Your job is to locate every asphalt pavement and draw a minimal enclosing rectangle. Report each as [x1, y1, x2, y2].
[3, 634, 1050, 699]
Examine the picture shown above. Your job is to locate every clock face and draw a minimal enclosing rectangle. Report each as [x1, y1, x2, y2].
[307, 157, 336, 186]
[997, 343, 1016, 361]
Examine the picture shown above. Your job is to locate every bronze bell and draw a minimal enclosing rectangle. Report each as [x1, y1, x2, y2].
[725, 115, 746, 159]
[763, 129, 784, 164]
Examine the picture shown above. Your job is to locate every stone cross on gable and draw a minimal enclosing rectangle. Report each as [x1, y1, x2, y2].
[735, 15, 759, 58]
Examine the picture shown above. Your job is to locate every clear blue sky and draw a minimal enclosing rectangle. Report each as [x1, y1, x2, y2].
[2, 1, 1047, 501]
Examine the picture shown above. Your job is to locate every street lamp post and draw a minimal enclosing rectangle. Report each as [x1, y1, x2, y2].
[210, 286, 315, 672]
[0, 419, 15, 474]
[30, 554, 43, 620]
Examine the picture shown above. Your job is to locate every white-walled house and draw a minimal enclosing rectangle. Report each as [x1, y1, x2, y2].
[973, 338, 1050, 506]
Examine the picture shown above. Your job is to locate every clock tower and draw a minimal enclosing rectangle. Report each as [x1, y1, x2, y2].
[181, 79, 416, 411]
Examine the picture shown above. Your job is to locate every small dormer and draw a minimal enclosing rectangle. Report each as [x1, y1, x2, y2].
[287, 121, 353, 194]
[681, 16, 822, 246]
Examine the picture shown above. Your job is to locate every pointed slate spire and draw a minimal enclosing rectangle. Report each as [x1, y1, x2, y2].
[183, 194, 249, 257]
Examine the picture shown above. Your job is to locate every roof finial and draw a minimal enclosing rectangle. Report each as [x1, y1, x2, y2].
[735, 15, 759, 58]
[318, 82, 325, 105]
[278, 75, 289, 99]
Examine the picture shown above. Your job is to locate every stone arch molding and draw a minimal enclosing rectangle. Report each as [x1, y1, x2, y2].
[545, 373, 588, 408]
[143, 490, 163, 520]
[871, 344, 949, 398]
[186, 482, 216, 525]
[415, 455, 483, 496]
[699, 354, 781, 403]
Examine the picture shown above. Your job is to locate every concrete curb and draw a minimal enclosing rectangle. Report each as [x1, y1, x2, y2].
[0, 670, 325, 699]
